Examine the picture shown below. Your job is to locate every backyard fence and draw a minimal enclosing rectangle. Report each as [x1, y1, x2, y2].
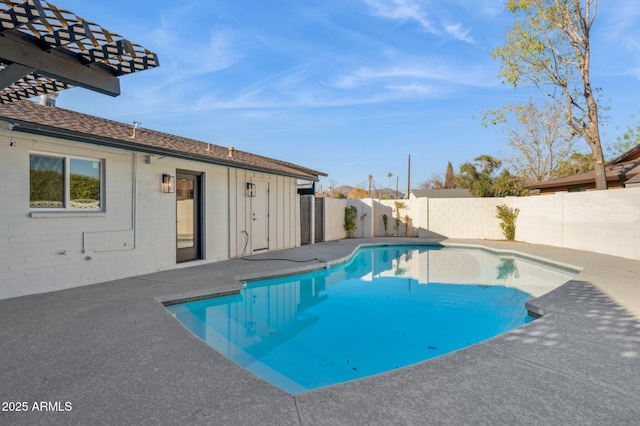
[318, 187, 640, 261]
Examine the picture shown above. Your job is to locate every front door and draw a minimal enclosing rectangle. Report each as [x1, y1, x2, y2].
[176, 171, 202, 262]
[252, 180, 269, 251]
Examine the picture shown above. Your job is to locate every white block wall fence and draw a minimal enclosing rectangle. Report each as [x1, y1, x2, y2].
[320, 187, 640, 261]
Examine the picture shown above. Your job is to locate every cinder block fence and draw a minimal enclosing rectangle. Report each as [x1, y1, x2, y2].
[321, 187, 640, 261]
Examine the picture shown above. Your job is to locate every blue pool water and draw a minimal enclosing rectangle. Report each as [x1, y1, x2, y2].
[166, 245, 576, 394]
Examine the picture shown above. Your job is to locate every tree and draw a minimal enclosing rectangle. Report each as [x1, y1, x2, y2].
[484, 99, 579, 183]
[419, 173, 444, 190]
[608, 114, 640, 158]
[493, 0, 607, 189]
[456, 155, 525, 197]
[552, 151, 593, 178]
[493, 169, 527, 196]
[444, 162, 456, 188]
[348, 187, 369, 199]
[456, 160, 494, 197]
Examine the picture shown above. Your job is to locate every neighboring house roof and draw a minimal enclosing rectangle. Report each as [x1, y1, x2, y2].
[526, 144, 640, 191]
[410, 188, 472, 198]
[0, 100, 326, 181]
[609, 144, 640, 164]
[623, 173, 640, 187]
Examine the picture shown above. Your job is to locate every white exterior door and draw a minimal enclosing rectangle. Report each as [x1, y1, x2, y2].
[252, 181, 269, 251]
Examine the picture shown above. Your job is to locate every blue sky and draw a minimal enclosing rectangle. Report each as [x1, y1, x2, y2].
[57, 0, 640, 191]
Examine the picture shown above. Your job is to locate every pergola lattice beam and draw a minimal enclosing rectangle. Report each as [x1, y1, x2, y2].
[0, 0, 45, 33]
[0, 61, 33, 87]
[0, 0, 158, 102]
[0, 31, 120, 96]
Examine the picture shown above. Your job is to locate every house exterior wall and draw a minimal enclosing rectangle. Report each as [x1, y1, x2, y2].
[0, 131, 301, 300]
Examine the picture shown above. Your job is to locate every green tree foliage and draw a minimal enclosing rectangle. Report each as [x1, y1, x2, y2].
[608, 115, 640, 158]
[70, 173, 100, 201]
[552, 152, 594, 178]
[30, 170, 63, 204]
[456, 155, 525, 197]
[492, 0, 607, 189]
[493, 169, 526, 197]
[444, 161, 456, 188]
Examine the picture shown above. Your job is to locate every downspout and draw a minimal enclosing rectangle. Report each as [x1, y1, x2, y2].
[131, 152, 138, 249]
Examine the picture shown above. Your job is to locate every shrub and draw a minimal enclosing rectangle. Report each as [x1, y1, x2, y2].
[344, 205, 358, 238]
[382, 214, 389, 235]
[496, 204, 520, 240]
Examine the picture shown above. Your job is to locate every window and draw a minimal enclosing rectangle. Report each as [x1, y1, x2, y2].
[30, 154, 103, 210]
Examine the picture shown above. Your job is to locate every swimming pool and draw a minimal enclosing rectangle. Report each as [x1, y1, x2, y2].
[166, 245, 577, 394]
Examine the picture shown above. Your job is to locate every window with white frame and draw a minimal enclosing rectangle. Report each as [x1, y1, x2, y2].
[30, 153, 104, 210]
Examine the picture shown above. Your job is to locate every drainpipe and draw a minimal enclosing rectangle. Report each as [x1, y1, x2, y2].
[131, 152, 138, 249]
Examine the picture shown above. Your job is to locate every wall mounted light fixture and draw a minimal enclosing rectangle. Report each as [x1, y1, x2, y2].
[162, 174, 175, 193]
[246, 182, 256, 197]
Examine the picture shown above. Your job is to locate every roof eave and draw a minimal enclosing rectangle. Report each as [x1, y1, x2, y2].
[11, 123, 321, 181]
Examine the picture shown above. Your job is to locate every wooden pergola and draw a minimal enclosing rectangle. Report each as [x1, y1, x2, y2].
[0, 0, 159, 103]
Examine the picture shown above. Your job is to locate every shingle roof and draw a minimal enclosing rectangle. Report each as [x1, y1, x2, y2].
[525, 160, 640, 190]
[0, 100, 326, 181]
[410, 188, 472, 198]
[525, 144, 640, 190]
[624, 173, 640, 187]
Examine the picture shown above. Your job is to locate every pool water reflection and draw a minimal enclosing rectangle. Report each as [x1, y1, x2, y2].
[166, 246, 577, 393]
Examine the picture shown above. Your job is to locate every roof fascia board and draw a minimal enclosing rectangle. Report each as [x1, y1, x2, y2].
[0, 31, 120, 96]
[12, 124, 318, 181]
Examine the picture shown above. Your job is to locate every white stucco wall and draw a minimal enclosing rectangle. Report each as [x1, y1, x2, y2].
[0, 130, 301, 300]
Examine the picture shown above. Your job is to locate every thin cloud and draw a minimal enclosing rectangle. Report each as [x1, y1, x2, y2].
[328, 62, 496, 90]
[443, 22, 473, 43]
[360, 0, 475, 43]
[361, 0, 437, 33]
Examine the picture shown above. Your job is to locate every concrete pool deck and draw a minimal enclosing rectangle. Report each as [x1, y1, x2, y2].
[1, 238, 639, 425]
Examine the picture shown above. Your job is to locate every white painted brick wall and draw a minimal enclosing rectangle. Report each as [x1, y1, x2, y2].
[427, 197, 505, 240]
[0, 132, 302, 300]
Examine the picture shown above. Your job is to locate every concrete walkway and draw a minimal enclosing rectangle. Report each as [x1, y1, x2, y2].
[1, 238, 639, 425]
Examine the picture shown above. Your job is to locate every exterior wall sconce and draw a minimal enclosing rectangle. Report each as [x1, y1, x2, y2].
[162, 174, 175, 193]
[246, 182, 256, 197]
